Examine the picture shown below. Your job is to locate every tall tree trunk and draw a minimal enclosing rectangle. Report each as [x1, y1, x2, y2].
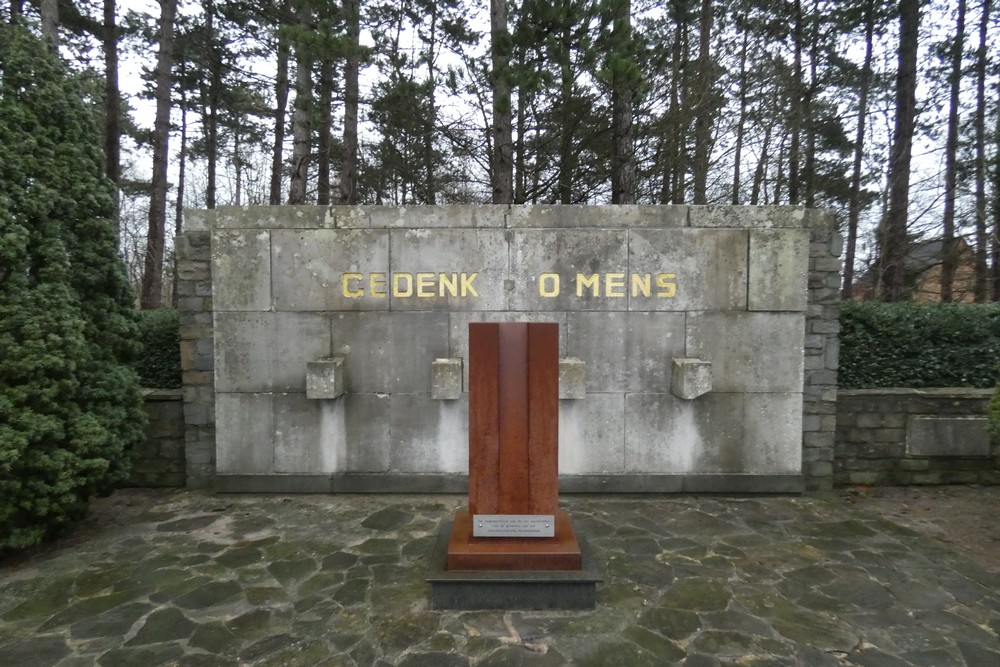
[490, 0, 513, 204]
[270, 14, 290, 205]
[233, 129, 242, 206]
[424, 3, 438, 204]
[140, 0, 176, 310]
[973, 0, 991, 300]
[287, 3, 312, 205]
[803, 0, 820, 208]
[9, 0, 24, 23]
[731, 22, 749, 205]
[515, 54, 527, 204]
[610, 0, 635, 204]
[750, 123, 771, 205]
[881, 0, 920, 302]
[103, 0, 120, 243]
[842, 0, 875, 300]
[691, 0, 713, 204]
[201, 0, 219, 209]
[661, 16, 683, 204]
[103, 0, 119, 187]
[339, 0, 360, 204]
[993, 73, 1000, 300]
[788, 0, 803, 204]
[41, 0, 58, 43]
[941, 0, 967, 302]
[316, 55, 333, 205]
[557, 22, 574, 205]
[172, 72, 187, 309]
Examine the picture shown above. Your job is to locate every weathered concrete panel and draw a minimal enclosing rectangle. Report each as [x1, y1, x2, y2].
[686, 312, 804, 393]
[628, 228, 748, 311]
[906, 416, 990, 457]
[216, 393, 273, 473]
[215, 205, 335, 229]
[743, 393, 802, 473]
[334, 204, 507, 229]
[559, 395, 626, 474]
[748, 229, 809, 311]
[273, 393, 390, 473]
[272, 229, 389, 311]
[566, 312, 685, 393]
[215, 312, 331, 392]
[212, 230, 271, 311]
[390, 395, 468, 473]
[330, 311, 449, 393]
[689, 205, 808, 229]
[624, 394, 744, 473]
[388, 229, 508, 311]
[508, 204, 687, 229]
[509, 230, 630, 312]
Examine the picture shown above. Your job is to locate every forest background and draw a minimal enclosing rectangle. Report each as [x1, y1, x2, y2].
[4, 0, 999, 307]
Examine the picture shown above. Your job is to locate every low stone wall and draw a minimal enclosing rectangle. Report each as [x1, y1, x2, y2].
[129, 389, 186, 487]
[835, 389, 997, 486]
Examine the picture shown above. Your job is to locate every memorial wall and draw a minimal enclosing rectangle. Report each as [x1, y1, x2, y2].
[178, 204, 843, 493]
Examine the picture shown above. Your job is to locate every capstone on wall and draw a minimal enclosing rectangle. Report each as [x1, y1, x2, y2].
[179, 204, 841, 493]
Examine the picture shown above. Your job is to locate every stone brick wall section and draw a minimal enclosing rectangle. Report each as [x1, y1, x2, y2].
[836, 389, 997, 486]
[176, 215, 216, 489]
[803, 221, 843, 492]
[176, 205, 842, 493]
[128, 390, 185, 487]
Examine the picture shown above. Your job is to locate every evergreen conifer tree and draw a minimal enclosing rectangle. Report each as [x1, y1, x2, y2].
[0, 23, 145, 552]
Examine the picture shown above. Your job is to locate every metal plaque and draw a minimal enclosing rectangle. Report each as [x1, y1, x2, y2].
[472, 514, 556, 538]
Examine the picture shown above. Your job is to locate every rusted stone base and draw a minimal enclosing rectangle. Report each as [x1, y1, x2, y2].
[445, 509, 582, 571]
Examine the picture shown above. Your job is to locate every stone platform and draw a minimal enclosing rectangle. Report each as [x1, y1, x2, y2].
[2, 491, 999, 665]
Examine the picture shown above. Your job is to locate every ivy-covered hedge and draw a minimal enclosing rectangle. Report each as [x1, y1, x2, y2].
[135, 309, 182, 389]
[839, 301, 1000, 389]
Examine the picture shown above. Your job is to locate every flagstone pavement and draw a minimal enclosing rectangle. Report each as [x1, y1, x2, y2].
[2, 491, 999, 666]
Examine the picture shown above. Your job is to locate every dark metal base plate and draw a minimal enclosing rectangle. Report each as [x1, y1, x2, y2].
[427, 520, 602, 610]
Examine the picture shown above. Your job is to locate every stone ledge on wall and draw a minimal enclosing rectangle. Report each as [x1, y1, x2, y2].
[835, 388, 997, 486]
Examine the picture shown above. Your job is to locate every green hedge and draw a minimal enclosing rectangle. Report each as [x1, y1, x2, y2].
[134, 309, 182, 389]
[839, 301, 1000, 389]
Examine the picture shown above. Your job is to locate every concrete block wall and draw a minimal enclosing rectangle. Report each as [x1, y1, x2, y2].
[835, 389, 997, 485]
[128, 390, 185, 487]
[178, 204, 841, 493]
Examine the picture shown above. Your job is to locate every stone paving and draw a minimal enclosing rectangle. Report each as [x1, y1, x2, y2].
[2, 492, 1000, 666]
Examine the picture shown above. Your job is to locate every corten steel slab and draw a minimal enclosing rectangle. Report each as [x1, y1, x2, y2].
[445, 509, 582, 571]
[429, 520, 601, 610]
[467, 322, 560, 516]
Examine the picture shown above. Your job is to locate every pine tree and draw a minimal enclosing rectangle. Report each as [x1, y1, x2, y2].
[0, 23, 144, 552]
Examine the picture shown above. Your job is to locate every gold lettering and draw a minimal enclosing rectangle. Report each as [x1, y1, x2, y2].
[369, 272, 387, 297]
[631, 273, 651, 297]
[460, 272, 479, 297]
[605, 272, 625, 297]
[342, 273, 364, 298]
[439, 273, 459, 297]
[417, 272, 435, 297]
[576, 273, 600, 297]
[393, 273, 413, 297]
[539, 272, 560, 297]
[657, 273, 677, 297]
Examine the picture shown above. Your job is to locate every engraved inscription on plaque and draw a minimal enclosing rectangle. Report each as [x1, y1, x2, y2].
[473, 514, 556, 538]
